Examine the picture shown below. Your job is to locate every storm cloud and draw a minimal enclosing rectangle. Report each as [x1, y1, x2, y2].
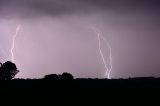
[0, 0, 159, 18]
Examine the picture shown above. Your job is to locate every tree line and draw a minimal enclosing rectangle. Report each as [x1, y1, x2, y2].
[0, 61, 74, 80]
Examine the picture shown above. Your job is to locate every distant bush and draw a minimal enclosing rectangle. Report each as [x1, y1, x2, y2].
[43, 72, 74, 80]
[60, 72, 74, 80]
[44, 74, 59, 80]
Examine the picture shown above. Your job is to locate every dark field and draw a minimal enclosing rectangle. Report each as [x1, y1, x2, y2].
[0, 77, 159, 104]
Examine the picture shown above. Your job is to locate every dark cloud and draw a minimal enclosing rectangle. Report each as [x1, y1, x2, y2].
[0, 0, 160, 18]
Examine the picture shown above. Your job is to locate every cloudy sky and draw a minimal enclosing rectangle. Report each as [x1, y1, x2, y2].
[0, 0, 160, 78]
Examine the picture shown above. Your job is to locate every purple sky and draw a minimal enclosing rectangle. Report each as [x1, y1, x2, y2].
[0, 0, 160, 78]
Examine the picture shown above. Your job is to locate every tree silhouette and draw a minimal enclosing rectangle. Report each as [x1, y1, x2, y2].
[44, 74, 59, 80]
[60, 72, 74, 80]
[0, 61, 19, 80]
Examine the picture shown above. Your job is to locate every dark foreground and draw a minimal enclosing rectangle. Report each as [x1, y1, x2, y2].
[0, 77, 160, 104]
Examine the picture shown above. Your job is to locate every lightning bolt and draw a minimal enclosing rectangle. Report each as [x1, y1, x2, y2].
[90, 27, 113, 79]
[10, 24, 21, 62]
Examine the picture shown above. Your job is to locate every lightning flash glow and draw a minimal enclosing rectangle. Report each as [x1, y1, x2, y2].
[0, 45, 7, 62]
[90, 27, 113, 79]
[10, 25, 21, 62]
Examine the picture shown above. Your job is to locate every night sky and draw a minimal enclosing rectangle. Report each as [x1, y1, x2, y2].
[0, 0, 160, 78]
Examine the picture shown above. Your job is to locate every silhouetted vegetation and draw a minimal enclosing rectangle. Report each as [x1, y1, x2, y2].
[44, 74, 59, 80]
[60, 72, 74, 80]
[0, 61, 19, 80]
[44, 72, 74, 80]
